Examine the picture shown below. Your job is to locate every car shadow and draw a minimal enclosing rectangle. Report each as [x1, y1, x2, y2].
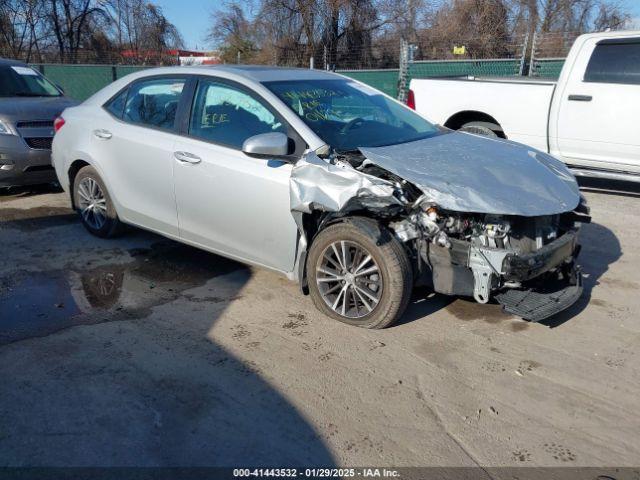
[0, 182, 62, 202]
[397, 286, 455, 326]
[539, 221, 621, 328]
[0, 216, 336, 466]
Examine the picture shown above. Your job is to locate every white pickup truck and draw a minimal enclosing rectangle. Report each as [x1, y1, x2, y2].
[408, 30, 640, 182]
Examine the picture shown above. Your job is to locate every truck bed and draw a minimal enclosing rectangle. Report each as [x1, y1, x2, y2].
[410, 76, 557, 153]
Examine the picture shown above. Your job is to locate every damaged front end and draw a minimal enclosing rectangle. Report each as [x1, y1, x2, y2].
[408, 206, 587, 321]
[291, 133, 589, 323]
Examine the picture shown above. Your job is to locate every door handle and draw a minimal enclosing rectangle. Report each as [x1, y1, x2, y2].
[568, 94, 592, 102]
[93, 129, 112, 140]
[174, 151, 202, 164]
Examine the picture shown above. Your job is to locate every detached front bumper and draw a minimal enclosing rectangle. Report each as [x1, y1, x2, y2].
[495, 265, 582, 322]
[503, 231, 579, 281]
[424, 229, 583, 321]
[0, 135, 56, 188]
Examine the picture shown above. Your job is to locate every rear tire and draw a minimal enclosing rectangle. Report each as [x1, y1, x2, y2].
[307, 217, 413, 329]
[459, 121, 500, 138]
[73, 165, 123, 238]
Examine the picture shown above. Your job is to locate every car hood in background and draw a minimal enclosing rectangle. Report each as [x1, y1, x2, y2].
[0, 96, 78, 122]
[359, 132, 581, 216]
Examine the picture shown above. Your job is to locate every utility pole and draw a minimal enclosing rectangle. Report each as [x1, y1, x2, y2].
[398, 39, 409, 102]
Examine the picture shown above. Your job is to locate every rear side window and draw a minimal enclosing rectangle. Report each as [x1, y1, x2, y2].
[584, 40, 640, 85]
[188, 79, 286, 149]
[104, 88, 128, 118]
[122, 77, 186, 130]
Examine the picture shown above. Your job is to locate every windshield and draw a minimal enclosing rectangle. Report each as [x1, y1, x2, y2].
[0, 65, 61, 97]
[264, 78, 439, 151]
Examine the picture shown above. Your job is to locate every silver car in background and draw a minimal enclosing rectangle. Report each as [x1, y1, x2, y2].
[0, 58, 76, 188]
[52, 66, 589, 328]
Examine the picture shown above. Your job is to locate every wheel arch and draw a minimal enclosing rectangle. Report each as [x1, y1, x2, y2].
[68, 159, 91, 209]
[444, 110, 505, 138]
[297, 211, 404, 294]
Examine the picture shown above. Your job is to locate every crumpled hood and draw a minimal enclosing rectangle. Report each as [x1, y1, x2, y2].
[0, 96, 78, 123]
[358, 131, 580, 216]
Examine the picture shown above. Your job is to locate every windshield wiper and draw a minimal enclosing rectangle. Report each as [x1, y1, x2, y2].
[14, 92, 57, 97]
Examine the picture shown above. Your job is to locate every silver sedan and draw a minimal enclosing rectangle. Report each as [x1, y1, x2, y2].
[52, 66, 588, 328]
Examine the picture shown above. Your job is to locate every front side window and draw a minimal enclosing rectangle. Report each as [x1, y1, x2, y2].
[0, 65, 61, 97]
[584, 40, 640, 85]
[189, 79, 286, 149]
[264, 79, 439, 152]
[123, 77, 186, 130]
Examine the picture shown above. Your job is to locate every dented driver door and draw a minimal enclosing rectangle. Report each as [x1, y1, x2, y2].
[172, 77, 299, 273]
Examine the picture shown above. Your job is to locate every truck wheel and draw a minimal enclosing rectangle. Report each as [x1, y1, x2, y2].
[459, 121, 499, 138]
[73, 165, 123, 238]
[307, 217, 413, 329]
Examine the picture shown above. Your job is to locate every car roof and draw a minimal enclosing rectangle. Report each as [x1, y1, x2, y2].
[189, 65, 343, 82]
[127, 64, 345, 84]
[0, 58, 27, 67]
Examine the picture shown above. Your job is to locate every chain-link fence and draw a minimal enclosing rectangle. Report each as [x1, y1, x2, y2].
[1, 31, 586, 101]
[0, 47, 182, 66]
[31, 64, 151, 100]
[527, 31, 581, 77]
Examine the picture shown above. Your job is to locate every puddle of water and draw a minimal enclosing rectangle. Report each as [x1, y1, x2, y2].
[446, 298, 509, 323]
[0, 241, 247, 345]
[0, 272, 81, 344]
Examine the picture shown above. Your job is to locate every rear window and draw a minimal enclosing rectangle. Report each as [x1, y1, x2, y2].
[584, 39, 640, 85]
[121, 77, 186, 130]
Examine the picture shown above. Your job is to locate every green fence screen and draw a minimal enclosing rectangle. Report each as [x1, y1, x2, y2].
[530, 58, 565, 78]
[336, 69, 400, 97]
[32, 64, 152, 101]
[338, 59, 522, 99]
[409, 59, 522, 79]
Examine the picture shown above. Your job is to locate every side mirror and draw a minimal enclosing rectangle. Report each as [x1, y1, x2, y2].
[242, 132, 289, 158]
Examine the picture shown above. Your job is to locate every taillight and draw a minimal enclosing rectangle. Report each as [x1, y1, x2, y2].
[406, 89, 416, 110]
[53, 116, 65, 133]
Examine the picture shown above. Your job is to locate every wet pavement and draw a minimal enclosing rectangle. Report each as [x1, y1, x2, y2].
[0, 241, 245, 345]
[1, 181, 640, 468]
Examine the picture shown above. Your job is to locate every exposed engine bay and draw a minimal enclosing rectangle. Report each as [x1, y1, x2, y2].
[290, 144, 590, 322]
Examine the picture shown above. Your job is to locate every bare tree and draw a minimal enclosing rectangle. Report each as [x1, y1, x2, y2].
[0, 0, 51, 61]
[207, 1, 258, 63]
[208, 0, 632, 68]
[45, 0, 109, 62]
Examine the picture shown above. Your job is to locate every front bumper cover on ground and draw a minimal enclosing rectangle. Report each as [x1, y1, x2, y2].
[495, 265, 583, 322]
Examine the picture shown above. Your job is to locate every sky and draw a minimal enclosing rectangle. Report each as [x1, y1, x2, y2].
[625, 0, 640, 27]
[158, 0, 640, 52]
[154, 0, 221, 51]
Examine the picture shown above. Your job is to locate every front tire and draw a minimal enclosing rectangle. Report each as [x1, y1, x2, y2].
[73, 165, 123, 238]
[307, 217, 413, 329]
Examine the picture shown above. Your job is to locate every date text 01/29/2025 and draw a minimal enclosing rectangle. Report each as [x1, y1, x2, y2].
[232, 468, 400, 478]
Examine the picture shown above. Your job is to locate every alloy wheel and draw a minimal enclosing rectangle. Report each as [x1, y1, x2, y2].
[77, 177, 108, 230]
[315, 240, 383, 318]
